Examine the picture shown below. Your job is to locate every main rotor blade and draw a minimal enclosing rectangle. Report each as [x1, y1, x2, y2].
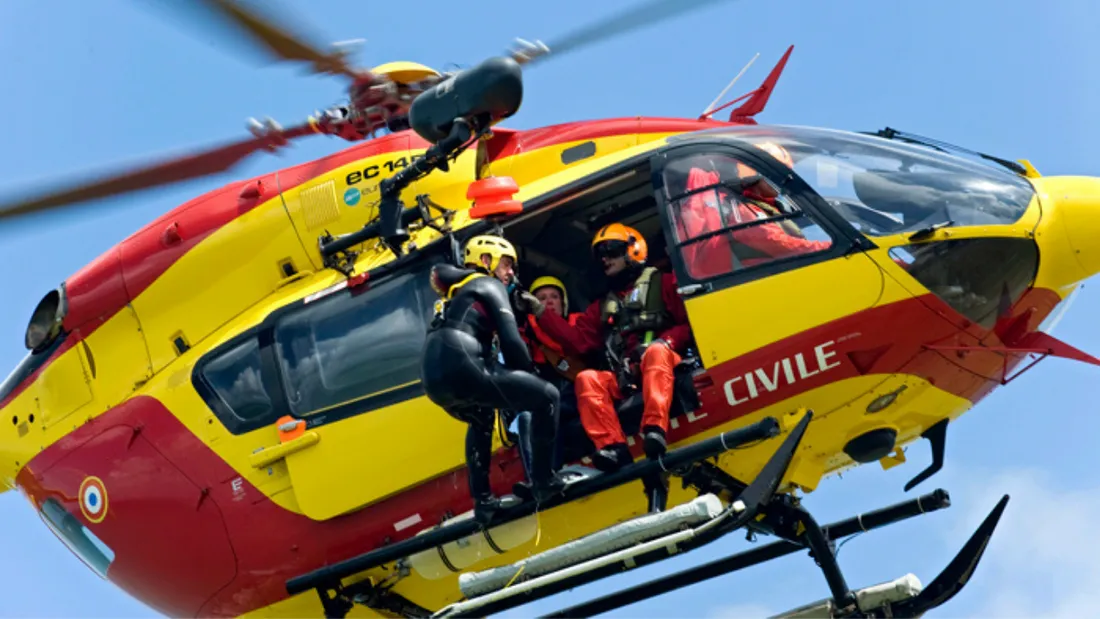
[0, 123, 319, 223]
[526, 0, 740, 64]
[159, 0, 368, 81]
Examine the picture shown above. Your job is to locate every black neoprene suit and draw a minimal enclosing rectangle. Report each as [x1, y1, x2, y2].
[421, 264, 562, 504]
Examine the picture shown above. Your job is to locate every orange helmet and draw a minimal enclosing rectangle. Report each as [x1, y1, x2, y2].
[592, 222, 647, 264]
[737, 141, 793, 178]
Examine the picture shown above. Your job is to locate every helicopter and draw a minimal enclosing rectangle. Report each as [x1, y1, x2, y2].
[3, 1, 1100, 618]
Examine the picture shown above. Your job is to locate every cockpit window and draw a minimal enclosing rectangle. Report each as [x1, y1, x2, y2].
[684, 125, 1037, 238]
[889, 237, 1039, 329]
[661, 152, 835, 281]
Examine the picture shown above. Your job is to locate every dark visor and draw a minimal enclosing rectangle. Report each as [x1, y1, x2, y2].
[593, 240, 629, 259]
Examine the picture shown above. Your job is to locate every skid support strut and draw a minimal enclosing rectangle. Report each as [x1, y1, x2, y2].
[430, 411, 814, 618]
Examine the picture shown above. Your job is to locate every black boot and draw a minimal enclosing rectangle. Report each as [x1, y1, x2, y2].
[642, 425, 667, 460]
[591, 443, 633, 473]
[515, 411, 536, 481]
[511, 410, 540, 502]
[525, 405, 569, 503]
[466, 420, 500, 524]
[642, 472, 670, 514]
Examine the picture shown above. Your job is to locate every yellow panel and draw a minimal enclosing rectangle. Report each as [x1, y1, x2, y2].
[35, 345, 93, 428]
[81, 303, 153, 411]
[1, 382, 49, 485]
[133, 196, 314, 375]
[684, 253, 886, 367]
[284, 395, 469, 521]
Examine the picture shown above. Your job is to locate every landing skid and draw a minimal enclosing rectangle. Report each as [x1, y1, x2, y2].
[287, 413, 787, 618]
[285, 410, 1009, 619]
[545, 490, 1007, 618]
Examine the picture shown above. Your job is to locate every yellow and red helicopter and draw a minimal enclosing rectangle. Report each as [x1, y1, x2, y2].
[3, 1, 1100, 617]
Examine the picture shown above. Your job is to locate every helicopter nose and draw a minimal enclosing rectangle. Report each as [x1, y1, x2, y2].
[1032, 175, 1100, 293]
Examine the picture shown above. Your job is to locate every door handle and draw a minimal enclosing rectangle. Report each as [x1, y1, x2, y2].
[250, 431, 320, 469]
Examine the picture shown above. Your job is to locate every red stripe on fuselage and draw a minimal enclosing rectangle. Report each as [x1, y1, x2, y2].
[14, 291, 1059, 617]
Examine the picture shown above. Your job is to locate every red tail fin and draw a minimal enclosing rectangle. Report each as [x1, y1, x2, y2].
[728, 45, 793, 123]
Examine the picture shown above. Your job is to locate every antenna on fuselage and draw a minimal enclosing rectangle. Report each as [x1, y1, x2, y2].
[700, 52, 759, 117]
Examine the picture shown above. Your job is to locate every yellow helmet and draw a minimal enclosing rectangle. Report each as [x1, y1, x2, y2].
[463, 235, 517, 273]
[530, 275, 568, 315]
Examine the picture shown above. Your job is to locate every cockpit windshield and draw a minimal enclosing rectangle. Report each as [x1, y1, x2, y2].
[690, 125, 1038, 238]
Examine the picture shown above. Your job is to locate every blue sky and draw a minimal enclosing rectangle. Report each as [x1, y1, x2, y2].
[1, 0, 1098, 616]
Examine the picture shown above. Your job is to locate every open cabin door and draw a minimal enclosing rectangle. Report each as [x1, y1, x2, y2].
[651, 142, 886, 409]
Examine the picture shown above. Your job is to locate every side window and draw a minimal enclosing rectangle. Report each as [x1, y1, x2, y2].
[198, 337, 274, 427]
[662, 152, 835, 282]
[273, 273, 431, 418]
[39, 498, 115, 579]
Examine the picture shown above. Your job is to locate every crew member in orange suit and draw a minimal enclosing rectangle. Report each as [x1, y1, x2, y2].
[513, 276, 587, 479]
[515, 223, 692, 512]
[673, 143, 831, 278]
[525, 276, 586, 382]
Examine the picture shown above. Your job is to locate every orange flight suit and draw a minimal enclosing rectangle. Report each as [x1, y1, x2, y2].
[536, 271, 692, 450]
[674, 168, 830, 279]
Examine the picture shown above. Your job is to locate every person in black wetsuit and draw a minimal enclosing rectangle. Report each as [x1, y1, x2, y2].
[421, 234, 568, 523]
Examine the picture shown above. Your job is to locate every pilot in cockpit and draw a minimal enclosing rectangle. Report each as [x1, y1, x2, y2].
[672, 143, 831, 280]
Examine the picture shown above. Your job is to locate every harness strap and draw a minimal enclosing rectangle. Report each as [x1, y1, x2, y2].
[447, 272, 486, 299]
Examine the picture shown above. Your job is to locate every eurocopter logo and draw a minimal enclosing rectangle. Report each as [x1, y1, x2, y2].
[724, 340, 842, 407]
[344, 187, 361, 206]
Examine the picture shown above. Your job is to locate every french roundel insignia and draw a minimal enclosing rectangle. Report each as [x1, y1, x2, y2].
[79, 476, 108, 524]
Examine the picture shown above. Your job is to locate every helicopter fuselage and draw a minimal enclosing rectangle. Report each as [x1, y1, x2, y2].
[2, 115, 1096, 618]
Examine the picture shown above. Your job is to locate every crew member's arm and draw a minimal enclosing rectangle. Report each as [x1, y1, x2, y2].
[655, 272, 693, 355]
[474, 278, 536, 373]
[733, 201, 831, 259]
[537, 300, 604, 357]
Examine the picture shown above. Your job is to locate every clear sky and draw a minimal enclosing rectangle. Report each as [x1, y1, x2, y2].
[1, 0, 1098, 617]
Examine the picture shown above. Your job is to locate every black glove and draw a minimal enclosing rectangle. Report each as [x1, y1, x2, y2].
[513, 290, 545, 317]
